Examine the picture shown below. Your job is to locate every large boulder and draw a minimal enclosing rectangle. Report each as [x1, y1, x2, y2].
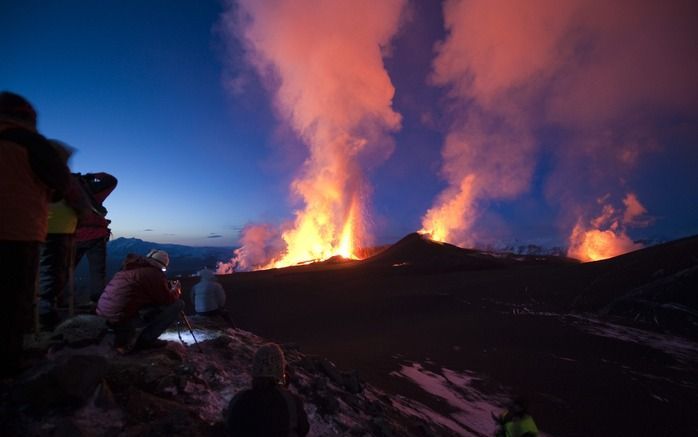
[53, 315, 108, 347]
[11, 353, 109, 410]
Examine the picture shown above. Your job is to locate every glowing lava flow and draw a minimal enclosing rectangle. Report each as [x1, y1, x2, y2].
[271, 195, 363, 268]
[337, 198, 359, 259]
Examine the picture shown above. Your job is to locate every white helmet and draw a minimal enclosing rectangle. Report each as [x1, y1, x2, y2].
[146, 249, 170, 270]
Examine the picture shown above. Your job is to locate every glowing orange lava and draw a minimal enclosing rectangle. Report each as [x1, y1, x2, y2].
[567, 223, 641, 262]
[271, 194, 362, 268]
[567, 193, 646, 262]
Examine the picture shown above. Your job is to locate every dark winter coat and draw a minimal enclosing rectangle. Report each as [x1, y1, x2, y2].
[226, 378, 309, 437]
[96, 254, 178, 324]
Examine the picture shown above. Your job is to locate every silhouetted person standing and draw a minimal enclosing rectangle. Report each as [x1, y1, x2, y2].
[37, 146, 93, 330]
[0, 91, 70, 377]
[73, 172, 117, 303]
[226, 343, 309, 437]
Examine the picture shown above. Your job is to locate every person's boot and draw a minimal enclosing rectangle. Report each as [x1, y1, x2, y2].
[38, 310, 60, 332]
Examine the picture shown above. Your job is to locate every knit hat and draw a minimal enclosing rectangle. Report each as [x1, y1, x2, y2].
[198, 268, 214, 281]
[0, 91, 37, 129]
[252, 343, 286, 383]
[146, 249, 170, 270]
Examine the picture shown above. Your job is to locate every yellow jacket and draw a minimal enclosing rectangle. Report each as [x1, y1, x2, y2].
[504, 414, 539, 437]
[47, 200, 78, 234]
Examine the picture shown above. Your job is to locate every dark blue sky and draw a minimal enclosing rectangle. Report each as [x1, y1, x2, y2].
[3, 1, 696, 248]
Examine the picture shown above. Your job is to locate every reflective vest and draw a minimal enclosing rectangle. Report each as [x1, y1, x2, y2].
[47, 200, 78, 234]
[504, 414, 539, 437]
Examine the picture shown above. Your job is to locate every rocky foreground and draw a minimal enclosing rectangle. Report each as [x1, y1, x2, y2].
[0, 315, 456, 437]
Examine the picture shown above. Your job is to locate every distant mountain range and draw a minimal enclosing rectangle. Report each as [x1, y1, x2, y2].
[105, 237, 236, 277]
[72, 238, 235, 302]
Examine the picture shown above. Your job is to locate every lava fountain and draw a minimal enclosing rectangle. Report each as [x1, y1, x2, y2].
[222, 0, 406, 270]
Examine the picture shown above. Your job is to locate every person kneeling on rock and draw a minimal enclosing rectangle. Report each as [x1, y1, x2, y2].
[226, 343, 309, 437]
[96, 249, 184, 353]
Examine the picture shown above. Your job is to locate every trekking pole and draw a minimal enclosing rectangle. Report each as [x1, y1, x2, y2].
[33, 273, 41, 337]
[180, 311, 203, 352]
[68, 244, 75, 317]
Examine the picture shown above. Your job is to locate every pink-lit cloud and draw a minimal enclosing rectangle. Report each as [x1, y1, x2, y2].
[422, 0, 697, 250]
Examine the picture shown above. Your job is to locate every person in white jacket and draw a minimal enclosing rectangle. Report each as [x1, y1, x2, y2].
[191, 268, 234, 326]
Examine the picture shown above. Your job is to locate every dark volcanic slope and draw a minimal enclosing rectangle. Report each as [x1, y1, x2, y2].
[363, 232, 505, 270]
[569, 234, 698, 309]
[199, 234, 698, 437]
[362, 232, 576, 272]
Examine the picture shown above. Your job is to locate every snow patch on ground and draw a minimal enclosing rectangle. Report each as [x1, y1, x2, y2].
[159, 327, 224, 345]
[390, 362, 505, 436]
[568, 315, 698, 366]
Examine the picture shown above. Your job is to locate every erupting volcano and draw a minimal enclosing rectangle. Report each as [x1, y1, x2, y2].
[220, 0, 406, 270]
[213, 0, 698, 272]
[5, 1, 698, 437]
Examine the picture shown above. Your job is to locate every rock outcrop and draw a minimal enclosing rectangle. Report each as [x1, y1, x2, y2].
[0, 315, 452, 436]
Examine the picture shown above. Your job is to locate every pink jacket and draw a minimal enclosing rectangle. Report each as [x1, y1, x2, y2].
[96, 254, 179, 323]
[75, 172, 117, 241]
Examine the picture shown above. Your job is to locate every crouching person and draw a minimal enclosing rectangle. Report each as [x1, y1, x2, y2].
[96, 249, 184, 353]
[226, 343, 309, 437]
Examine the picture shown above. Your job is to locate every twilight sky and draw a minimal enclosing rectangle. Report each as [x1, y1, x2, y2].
[3, 0, 697, 253]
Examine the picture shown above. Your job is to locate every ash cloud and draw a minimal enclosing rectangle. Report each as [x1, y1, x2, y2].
[423, 0, 698, 249]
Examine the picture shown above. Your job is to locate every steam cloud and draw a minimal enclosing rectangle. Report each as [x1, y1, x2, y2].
[567, 193, 649, 262]
[217, 224, 282, 273]
[422, 0, 698, 253]
[221, 0, 406, 269]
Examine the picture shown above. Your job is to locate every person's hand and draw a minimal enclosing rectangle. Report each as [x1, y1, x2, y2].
[169, 280, 182, 297]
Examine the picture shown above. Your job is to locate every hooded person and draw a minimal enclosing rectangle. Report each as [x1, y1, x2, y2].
[226, 343, 310, 437]
[0, 91, 70, 377]
[191, 268, 233, 326]
[96, 249, 184, 353]
[73, 171, 118, 303]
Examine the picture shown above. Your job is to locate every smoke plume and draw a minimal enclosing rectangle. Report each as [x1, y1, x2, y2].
[222, 0, 406, 269]
[217, 224, 283, 273]
[422, 0, 698, 254]
[567, 193, 649, 262]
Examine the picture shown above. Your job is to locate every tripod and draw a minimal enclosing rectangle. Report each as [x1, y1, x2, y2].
[177, 311, 203, 352]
